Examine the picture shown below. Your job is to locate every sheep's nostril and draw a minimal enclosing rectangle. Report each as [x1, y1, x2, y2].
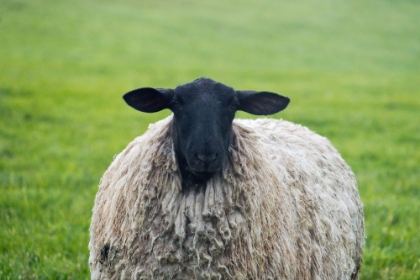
[196, 153, 217, 164]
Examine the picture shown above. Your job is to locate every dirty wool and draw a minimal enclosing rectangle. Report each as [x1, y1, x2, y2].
[89, 116, 364, 279]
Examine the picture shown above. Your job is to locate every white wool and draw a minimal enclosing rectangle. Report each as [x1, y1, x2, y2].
[89, 116, 364, 279]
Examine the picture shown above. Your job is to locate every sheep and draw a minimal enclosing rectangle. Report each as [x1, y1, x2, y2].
[89, 77, 364, 279]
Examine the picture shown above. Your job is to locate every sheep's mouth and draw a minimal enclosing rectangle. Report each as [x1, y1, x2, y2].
[191, 170, 216, 181]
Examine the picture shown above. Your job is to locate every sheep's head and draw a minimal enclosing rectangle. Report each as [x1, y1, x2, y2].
[123, 78, 289, 187]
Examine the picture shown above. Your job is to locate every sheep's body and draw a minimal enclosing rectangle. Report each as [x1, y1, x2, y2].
[89, 116, 364, 280]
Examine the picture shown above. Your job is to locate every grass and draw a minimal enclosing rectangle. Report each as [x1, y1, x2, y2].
[1, 0, 419, 278]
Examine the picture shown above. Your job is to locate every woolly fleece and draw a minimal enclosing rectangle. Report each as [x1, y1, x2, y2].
[89, 116, 364, 279]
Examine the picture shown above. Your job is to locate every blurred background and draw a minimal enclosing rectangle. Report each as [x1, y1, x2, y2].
[1, 0, 419, 278]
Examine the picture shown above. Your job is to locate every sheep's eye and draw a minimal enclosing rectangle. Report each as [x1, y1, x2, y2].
[172, 100, 181, 107]
[227, 97, 237, 111]
[170, 97, 183, 109]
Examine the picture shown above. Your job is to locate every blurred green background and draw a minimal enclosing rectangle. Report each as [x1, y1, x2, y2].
[1, 0, 419, 278]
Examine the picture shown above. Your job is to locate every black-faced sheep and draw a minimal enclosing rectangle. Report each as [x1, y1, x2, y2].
[89, 77, 364, 279]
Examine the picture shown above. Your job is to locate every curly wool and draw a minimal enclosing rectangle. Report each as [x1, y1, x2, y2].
[89, 116, 364, 279]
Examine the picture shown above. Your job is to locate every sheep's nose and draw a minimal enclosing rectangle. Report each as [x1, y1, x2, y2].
[196, 153, 218, 165]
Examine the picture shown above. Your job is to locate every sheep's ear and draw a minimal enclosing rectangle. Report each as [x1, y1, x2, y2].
[236, 90, 290, 115]
[123, 88, 174, 113]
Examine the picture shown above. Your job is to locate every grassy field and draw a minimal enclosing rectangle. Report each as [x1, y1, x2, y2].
[1, 0, 419, 278]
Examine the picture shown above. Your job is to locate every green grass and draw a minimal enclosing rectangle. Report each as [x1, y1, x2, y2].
[1, 0, 419, 278]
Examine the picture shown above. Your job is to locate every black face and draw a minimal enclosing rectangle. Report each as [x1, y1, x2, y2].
[123, 77, 290, 186]
[169, 79, 237, 181]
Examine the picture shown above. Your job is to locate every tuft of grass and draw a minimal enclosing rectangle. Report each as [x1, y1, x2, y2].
[1, 0, 419, 278]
